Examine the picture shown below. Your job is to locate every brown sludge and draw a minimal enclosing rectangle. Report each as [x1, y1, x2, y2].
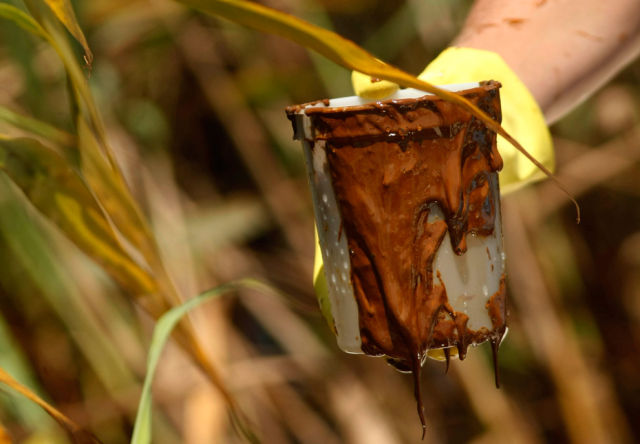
[287, 81, 507, 435]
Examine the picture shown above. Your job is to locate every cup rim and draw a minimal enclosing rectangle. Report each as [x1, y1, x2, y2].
[286, 82, 490, 117]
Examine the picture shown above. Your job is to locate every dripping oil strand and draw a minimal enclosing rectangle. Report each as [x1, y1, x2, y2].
[411, 354, 427, 440]
[444, 348, 451, 374]
[490, 337, 501, 389]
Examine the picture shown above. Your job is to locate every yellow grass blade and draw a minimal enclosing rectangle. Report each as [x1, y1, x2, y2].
[43, 0, 93, 66]
[178, 0, 579, 221]
[0, 366, 101, 443]
[0, 137, 158, 299]
[77, 118, 159, 266]
[0, 105, 75, 148]
[19, 2, 161, 260]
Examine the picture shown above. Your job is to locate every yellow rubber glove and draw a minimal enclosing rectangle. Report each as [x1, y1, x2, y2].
[417, 47, 554, 192]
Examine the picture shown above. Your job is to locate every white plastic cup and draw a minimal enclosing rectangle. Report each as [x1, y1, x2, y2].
[286, 82, 507, 368]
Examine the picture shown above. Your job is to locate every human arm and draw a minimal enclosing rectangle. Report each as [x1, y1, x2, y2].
[454, 0, 640, 123]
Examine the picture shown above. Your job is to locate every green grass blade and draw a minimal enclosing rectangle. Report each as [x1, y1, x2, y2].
[0, 136, 159, 300]
[0, 174, 144, 435]
[0, 105, 75, 148]
[0, 3, 47, 39]
[131, 279, 274, 444]
[23, 0, 117, 170]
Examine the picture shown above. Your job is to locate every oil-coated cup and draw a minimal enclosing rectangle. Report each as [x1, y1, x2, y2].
[286, 82, 507, 370]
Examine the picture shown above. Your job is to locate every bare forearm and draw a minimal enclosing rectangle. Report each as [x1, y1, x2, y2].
[455, 0, 640, 123]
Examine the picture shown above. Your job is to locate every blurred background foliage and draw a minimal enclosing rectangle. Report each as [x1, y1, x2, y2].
[0, 0, 639, 443]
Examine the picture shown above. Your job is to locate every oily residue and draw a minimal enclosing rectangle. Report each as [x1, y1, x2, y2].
[503, 17, 527, 26]
[287, 82, 507, 433]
